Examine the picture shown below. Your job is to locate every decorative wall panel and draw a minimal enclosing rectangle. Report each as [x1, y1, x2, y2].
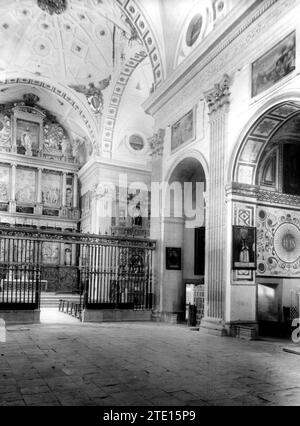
[16, 168, 36, 204]
[0, 166, 9, 202]
[42, 172, 61, 207]
[0, 113, 11, 150]
[233, 202, 255, 282]
[257, 206, 300, 277]
[42, 242, 60, 265]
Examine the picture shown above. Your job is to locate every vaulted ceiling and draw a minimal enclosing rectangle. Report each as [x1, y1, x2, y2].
[0, 0, 235, 162]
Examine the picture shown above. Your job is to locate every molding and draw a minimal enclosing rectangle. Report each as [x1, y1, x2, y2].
[101, 51, 147, 156]
[78, 156, 152, 182]
[0, 152, 79, 173]
[143, 0, 281, 116]
[258, 190, 300, 206]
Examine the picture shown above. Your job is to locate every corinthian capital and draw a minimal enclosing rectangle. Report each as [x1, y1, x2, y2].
[205, 74, 230, 114]
[148, 129, 165, 158]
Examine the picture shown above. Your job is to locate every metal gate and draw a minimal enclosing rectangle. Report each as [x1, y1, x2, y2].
[0, 235, 41, 310]
[0, 225, 155, 312]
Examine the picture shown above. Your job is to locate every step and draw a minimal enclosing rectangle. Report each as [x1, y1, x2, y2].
[40, 293, 81, 308]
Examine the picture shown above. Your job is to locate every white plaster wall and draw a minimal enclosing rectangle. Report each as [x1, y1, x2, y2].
[163, 218, 184, 313]
[183, 228, 195, 280]
[230, 286, 256, 323]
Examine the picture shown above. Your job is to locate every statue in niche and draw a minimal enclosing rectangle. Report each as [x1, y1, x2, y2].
[66, 187, 73, 208]
[70, 75, 111, 114]
[22, 129, 32, 156]
[0, 114, 11, 149]
[65, 248, 72, 266]
[61, 135, 71, 159]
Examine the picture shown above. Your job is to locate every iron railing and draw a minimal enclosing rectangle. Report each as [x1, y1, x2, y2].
[0, 225, 155, 312]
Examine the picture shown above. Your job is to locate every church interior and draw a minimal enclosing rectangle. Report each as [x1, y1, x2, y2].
[0, 0, 300, 342]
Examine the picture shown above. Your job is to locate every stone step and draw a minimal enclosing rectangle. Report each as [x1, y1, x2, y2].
[40, 293, 81, 308]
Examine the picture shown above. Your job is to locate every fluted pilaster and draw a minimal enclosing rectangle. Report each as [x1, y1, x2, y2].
[204, 74, 230, 323]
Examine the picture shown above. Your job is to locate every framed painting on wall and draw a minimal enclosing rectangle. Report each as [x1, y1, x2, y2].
[232, 226, 256, 270]
[166, 247, 182, 270]
[15, 168, 36, 204]
[171, 109, 194, 151]
[252, 32, 296, 98]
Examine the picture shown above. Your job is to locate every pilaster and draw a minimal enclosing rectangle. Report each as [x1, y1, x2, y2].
[200, 74, 231, 336]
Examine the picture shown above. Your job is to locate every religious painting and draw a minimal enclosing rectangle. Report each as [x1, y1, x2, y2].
[16, 119, 40, 156]
[252, 32, 296, 97]
[42, 172, 61, 207]
[42, 242, 60, 265]
[0, 166, 9, 202]
[15, 168, 36, 204]
[42, 208, 59, 217]
[232, 226, 256, 270]
[166, 247, 182, 270]
[43, 122, 64, 157]
[171, 109, 194, 151]
[16, 206, 34, 214]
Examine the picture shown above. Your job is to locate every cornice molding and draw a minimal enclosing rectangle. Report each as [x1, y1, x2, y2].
[0, 152, 79, 173]
[143, 0, 280, 116]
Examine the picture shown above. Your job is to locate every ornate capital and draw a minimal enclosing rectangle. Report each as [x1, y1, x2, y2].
[205, 74, 230, 114]
[148, 129, 165, 158]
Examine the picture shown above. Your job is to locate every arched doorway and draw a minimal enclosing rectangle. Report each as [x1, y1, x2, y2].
[232, 100, 300, 337]
[160, 156, 207, 323]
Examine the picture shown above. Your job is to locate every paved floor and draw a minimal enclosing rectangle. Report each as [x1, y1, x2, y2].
[1, 310, 300, 406]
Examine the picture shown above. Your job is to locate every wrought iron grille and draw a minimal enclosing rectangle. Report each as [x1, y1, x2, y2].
[0, 225, 155, 312]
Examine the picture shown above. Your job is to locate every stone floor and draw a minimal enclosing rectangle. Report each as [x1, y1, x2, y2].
[1, 309, 300, 406]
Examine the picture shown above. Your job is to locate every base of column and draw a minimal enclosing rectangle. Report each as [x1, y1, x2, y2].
[199, 318, 228, 337]
[151, 311, 185, 324]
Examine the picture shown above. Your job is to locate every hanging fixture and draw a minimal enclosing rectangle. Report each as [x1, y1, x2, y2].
[37, 0, 67, 15]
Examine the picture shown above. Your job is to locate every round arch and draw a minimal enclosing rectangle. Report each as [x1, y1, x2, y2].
[0, 76, 99, 151]
[231, 94, 300, 186]
[164, 149, 209, 185]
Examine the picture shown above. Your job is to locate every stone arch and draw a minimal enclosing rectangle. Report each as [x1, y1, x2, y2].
[101, 51, 147, 156]
[101, 0, 165, 156]
[232, 97, 300, 186]
[165, 149, 209, 185]
[116, 0, 164, 87]
[0, 77, 99, 152]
